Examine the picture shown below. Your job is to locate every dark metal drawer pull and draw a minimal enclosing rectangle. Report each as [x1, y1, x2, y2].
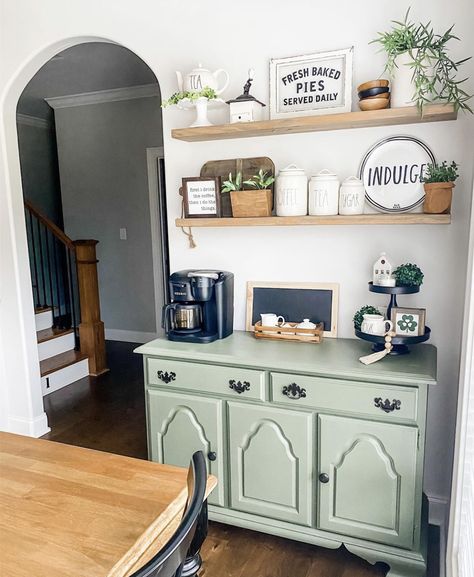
[282, 383, 307, 400]
[374, 397, 401, 413]
[208, 451, 217, 461]
[229, 380, 250, 394]
[157, 370, 176, 384]
[319, 473, 329, 484]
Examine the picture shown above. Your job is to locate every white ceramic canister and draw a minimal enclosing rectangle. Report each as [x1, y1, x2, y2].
[338, 176, 366, 215]
[275, 164, 308, 216]
[309, 169, 340, 216]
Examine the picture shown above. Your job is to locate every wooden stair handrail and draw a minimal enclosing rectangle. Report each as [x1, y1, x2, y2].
[24, 199, 75, 250]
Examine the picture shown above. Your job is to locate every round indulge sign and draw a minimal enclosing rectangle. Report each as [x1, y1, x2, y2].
[359, 136, 436, 213]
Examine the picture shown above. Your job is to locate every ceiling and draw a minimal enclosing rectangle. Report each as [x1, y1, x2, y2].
[17, 42, 159, 120]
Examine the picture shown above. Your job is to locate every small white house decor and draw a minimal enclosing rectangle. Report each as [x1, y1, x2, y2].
[269, 48, 353, 119]
[373, 252, 393, 286]
[226, 69, 266, 123]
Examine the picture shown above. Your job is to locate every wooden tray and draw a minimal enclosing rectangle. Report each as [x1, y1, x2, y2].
[254, 321, 324, 343]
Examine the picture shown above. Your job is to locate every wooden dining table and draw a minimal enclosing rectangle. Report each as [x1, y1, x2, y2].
[0, 432, 217, 577]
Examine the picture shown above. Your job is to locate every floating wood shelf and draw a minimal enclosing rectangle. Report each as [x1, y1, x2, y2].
[171, 104, 457, 142]
[176, 214, 451, 227]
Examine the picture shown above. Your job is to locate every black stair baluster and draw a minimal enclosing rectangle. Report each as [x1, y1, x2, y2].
[44, 227, 55, 313]
[36, 218, 47, 307]
[66, 248, 79, 348]
[52, 238, 62, 327]
[26, 209, 40, 307]
[28, 210, 40, 307]
[61, 244, 71, 329]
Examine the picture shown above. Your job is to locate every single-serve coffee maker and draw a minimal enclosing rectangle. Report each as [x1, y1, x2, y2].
[162, 270, 234, 343]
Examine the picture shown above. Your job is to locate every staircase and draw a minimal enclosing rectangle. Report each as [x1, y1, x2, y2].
[25, 200, 108, 396]
[35, 306, 89, 395]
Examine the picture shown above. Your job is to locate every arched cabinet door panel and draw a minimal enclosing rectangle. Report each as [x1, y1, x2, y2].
[147, 389, 225, 506]
[318, 414, 418, 548]
[228, 401, 313, 526]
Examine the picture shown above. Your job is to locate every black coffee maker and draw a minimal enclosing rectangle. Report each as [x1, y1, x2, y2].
[162, 270, 234, 343]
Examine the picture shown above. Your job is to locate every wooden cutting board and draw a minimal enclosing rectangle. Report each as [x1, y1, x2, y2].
[200, 157, 275, 192]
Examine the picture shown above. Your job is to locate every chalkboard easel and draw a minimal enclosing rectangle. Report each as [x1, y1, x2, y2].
[246, 281, 339, 338]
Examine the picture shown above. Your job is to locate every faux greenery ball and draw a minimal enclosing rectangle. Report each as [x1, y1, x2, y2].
[393, 263, 424, 287]
[353, 305, 380, 331]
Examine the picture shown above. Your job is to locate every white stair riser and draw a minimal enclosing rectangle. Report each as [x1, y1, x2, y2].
[35, 309, 53, 331]
[38, 332, 75, 361]
[41, 359, 89, 396]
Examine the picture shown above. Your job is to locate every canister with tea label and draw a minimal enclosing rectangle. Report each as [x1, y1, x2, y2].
[275, 164, 308, 216]
[308, 169, 340, 216]
[339, 176, 366, 215]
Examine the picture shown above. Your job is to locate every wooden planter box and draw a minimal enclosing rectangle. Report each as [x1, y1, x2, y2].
[230, 189, 272, 218]
[254, 321, 324, 343]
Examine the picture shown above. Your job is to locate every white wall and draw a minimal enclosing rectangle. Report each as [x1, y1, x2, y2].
[0, 0, 473, 526]
[54, 96, 163, 337]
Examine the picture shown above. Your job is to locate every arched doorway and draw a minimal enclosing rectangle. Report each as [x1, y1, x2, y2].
[1, 37, 167, 437]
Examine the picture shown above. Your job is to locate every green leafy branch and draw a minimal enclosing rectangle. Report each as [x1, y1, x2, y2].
[422, 161, 459, 183]
[162, 86, 218, 107]
[243, 169, 275, 190]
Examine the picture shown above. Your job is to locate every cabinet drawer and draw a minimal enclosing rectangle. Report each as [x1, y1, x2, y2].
[270, 373, 418, 421]
[147, 357, 266, 401]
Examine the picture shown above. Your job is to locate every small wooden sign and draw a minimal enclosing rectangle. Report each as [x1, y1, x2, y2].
[270, 48, 353, 119]
[182, 177, 221, 218]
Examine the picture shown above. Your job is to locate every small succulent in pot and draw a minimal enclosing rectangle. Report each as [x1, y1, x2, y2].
[422, 161, 459, 214]
[393, 263, 424, 287]
[353, 305, 381, 331]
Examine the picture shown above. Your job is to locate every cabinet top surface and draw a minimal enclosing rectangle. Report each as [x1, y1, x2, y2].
[135, 331, 437, 386]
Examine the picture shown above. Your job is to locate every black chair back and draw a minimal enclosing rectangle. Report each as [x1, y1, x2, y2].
[130, 451, 207, 577]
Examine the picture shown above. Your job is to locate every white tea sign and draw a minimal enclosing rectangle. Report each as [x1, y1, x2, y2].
[270, 48, 353, 119]
[182, 177, 221, 218]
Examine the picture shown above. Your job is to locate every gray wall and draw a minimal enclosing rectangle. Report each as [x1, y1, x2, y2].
[54, 96, 163, 334]
[17, 121, 63, 225]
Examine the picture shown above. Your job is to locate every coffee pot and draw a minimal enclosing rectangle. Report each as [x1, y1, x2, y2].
[176, 63, 230, 95]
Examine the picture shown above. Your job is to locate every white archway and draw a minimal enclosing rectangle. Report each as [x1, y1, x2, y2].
[0, 35, 162, 436]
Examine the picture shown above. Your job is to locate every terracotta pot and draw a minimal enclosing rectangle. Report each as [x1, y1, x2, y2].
[230, 189, 272, 218]
[423, 182, 454, 214]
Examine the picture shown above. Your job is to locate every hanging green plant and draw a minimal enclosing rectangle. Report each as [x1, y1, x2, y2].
[371, 9, 472, 112]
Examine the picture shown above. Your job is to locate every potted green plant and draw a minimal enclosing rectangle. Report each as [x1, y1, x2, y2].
[422, 161, 459, 214]
[353, 305, 381, 331]
[393, 263, 424, 287]
[161, 87, 218, 107]
[371, 9, 472, 111]
[223, 170, 275, 218]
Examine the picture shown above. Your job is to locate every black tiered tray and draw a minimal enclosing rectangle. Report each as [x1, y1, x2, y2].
[368, 281, 420, 320]
[355, 327, 431, 355]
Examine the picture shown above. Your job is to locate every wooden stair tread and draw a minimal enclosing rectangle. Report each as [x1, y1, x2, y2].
[37, 327, 74, 343]
[35, 306, 52, 314]
[40, 350, 88, 377]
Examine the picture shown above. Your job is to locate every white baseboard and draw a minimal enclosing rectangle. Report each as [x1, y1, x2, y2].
[105, 329, 159, 344]
[427, 492, 449, 577]
[8, 412, 50, 437]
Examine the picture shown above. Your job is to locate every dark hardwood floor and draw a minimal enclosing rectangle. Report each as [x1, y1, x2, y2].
[42, 340, 439, 577]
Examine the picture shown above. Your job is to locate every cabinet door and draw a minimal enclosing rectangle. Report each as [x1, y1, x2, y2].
[147, 390, 225, 506]
[228, 401, 313, 526]
[318, 414, 418, 548]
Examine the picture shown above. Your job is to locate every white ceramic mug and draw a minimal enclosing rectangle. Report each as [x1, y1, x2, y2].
[261, 313, 285, 327]
[361, 314, 393, 336]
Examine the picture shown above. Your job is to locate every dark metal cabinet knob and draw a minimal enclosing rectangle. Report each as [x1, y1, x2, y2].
[374, 397, 401, 413]
[207, 451, 217, 462]
[229, 380, 251, 394]
[282, 383, 307, 400]
[319, 473, 329, 484]
[157, 370, 176, 384]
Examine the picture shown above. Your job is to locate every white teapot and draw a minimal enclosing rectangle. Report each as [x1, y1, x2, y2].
[176, 63, 230, 95]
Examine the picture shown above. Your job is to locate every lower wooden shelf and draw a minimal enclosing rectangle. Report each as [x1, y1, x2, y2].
[175, 214, 451, 227]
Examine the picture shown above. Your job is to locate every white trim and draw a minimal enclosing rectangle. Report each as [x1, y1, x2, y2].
[8, 413, 50, 437]
[16, 113, 52, 130]
[105, 329, 158, 343]
[45, 83, 159, 109]
[146, 146, 166, 336]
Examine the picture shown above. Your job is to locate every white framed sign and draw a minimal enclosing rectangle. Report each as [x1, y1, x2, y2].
[359, 136, 436, 213]
[269, 48, 353, 119]
[182, 177, 221, 218]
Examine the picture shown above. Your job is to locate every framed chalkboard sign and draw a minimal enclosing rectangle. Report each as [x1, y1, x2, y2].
[246, 281, 339, 338]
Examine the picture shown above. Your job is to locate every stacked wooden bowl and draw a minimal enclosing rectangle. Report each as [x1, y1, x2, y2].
[358, 80, 390, 111]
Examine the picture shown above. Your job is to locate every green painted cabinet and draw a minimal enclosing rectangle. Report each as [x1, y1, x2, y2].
[318, 414, 418, 548]
[228, 401, 313, 526]
[147, 389, 225, 506]
[136, 332, 437, 577]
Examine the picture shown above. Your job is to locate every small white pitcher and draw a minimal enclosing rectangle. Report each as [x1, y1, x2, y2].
[361, 314, 393, 336]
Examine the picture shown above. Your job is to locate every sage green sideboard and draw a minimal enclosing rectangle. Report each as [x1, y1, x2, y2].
[135, 332, 437, 577]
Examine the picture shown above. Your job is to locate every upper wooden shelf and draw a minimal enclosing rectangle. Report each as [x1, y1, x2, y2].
[171, 104, 457, 142]
[176, 214, 451, 227]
